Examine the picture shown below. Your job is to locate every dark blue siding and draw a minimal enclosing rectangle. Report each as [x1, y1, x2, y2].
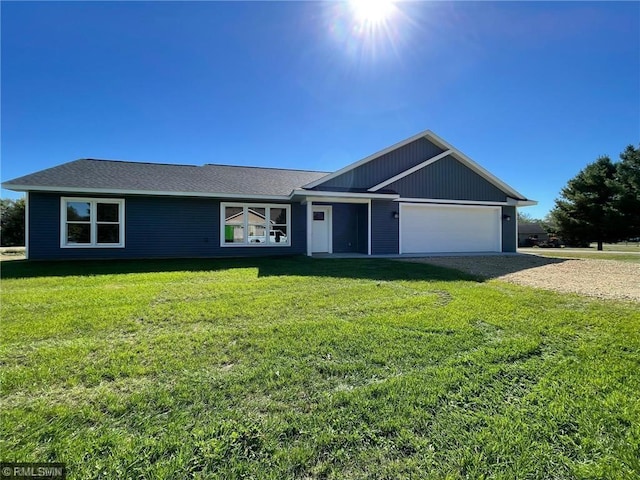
[371, 200, 399, 255]
[29, 193, 306, 260]
[387, 156, 508, 202]
[329, 203, 368, 254]
[502, 205, 517, 252]
[314, 138, 444, 191]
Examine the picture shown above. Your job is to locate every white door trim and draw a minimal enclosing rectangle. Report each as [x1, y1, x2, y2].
[306, 201, 313, 256]
[24, 192, 30, 260]
[367, 199, 372, 256]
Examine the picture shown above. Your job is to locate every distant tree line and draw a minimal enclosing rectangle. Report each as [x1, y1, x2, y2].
[521, 145, 639, 250]
[1, 198, 25, 247]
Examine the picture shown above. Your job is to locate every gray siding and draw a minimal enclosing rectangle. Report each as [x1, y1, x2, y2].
[329, 203, 368, 254]
[502, 205, 517, 252]
[387, 156, 508, 202]
[29, 193, 306, 260]
[314, 137, 444, 191]
[371, 200, 399, 254]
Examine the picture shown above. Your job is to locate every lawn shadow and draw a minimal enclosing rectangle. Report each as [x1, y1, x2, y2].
[399, 254, 570, 280]
[0, 255, 479, 283]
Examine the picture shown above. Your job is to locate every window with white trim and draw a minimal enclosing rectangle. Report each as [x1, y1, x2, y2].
[221, 203, 290, 247]
[61, 198, 125, 248]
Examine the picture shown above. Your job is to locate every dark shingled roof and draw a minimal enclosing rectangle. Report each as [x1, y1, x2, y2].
[518, 223, 547, 235]
[3, 159, 330, 197]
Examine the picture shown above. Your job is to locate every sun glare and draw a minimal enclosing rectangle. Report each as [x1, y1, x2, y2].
[325, 0, 411, 66]
[349, 0, 397, 26]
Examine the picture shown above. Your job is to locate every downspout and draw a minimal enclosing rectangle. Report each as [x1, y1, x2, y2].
[24, 191, 29, 260]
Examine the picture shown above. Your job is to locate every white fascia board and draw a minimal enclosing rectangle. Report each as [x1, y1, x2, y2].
[368, 149, 453, 192]
[395, 197, 510, 206]
[396, 197, 537, 207]
[4, 185, 291, 201]
[303, 197, 370, 204]
[301, 129, 435, 189]
[423, 131, 528, 201]
[291, 189, 399, 201]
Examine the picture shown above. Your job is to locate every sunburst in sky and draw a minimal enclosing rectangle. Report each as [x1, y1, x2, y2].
[349, 0, 397, 26]
[326, 0, 408, 64]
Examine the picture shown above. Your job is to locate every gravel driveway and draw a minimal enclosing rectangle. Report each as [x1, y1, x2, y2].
[403, 254, 640, 302]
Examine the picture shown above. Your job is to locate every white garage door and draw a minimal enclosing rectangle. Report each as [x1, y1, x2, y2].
[400, 204, 501, 254]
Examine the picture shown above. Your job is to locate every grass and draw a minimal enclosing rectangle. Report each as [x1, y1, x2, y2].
[592, 243, 640, 252]
[1, 256, 639, 479]
[530, 251, 640, 263]
[519, 242, 640, 263]
[520, 242, 640, 262]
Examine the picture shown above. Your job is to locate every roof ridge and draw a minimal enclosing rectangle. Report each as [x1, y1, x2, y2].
[76, 159, 329, 174]
[80, 158, 201, 168]
[204, 163, 329, 174]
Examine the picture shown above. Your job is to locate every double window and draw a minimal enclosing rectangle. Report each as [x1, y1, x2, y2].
[61, 197, 125, 248]
[222, 203, 290, 247]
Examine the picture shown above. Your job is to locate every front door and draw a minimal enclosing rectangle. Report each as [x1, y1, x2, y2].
[312, 206, 332, 253]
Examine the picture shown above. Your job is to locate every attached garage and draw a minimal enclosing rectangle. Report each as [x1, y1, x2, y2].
[400, 204, 501, 254]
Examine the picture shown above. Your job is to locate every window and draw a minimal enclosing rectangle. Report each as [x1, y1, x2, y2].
[221, 203, 290, 247]
[61, 198, 125, 248]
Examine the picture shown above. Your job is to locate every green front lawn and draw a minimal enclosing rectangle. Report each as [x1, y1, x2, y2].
[592, 243, 640, 252]
[531, 251, 640, 263]
[1, 257, 639, 479]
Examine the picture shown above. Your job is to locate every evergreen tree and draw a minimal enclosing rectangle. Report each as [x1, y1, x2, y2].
[0, 198, 26, 247]
[616, 145, 640, 240]
[550, 156, 623, 250]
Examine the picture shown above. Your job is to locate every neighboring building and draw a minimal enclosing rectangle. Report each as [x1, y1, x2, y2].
[518, 222, 549, 247]
[2, 130, 536, 260]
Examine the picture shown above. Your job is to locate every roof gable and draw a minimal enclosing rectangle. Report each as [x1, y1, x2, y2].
[305, 130, 528, 201]
[305, 135, 445, 191]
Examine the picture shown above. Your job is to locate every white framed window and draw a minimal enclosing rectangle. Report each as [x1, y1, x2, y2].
[60, 197, 125, 248]
[221, 203, 290, 247]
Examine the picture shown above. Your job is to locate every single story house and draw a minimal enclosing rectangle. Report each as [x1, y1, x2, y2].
[2, 130, 536, 260]
[518, 222, 549, 247]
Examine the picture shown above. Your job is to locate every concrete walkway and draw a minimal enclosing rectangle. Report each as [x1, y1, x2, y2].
[312, 252, 523, 259]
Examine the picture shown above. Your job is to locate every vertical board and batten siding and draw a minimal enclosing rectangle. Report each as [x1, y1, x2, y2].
[28, 193, 306, 260]
[313, 137, 444, 191]
[371, 200, 399, 254]
[324, 203, 368, 254]
[387, 156, 508, 202]
[501, 205, 517, 252]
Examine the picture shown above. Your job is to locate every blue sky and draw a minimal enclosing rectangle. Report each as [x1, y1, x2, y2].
[2, 1, 638, 218]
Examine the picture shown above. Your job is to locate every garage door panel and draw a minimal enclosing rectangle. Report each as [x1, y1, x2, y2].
[401, 205, 500, 253]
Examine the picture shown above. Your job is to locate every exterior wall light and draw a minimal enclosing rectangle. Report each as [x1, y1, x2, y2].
[503, 214, 512, 221]
[393, 211, 399, 219]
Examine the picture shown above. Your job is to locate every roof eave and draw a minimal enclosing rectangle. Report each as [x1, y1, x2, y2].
[291, 189, 400, 200]
[508, 197, 538, 206]
[1, 184, 292, 201]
